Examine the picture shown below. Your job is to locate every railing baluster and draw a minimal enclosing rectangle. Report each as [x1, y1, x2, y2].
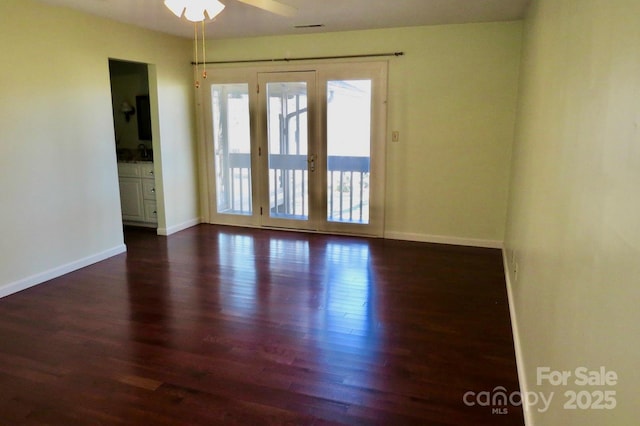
[359, 172, 364, 222]
[282, 169, 287, 214]
[349, 171, 354, 221]
[248, 168, 252, 212]
[283, 168, 288, 214]
[231, 168, 236, 212]
[238, 168, 244, 212]
[293, 168, 297, 216]
[272, 169, 276, 215]
[339, 171, 344, 221]
[329, 171, 334, 220]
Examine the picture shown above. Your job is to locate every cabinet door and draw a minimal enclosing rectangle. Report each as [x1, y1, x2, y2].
[143, 200, 158, 223]
[118, 177, 144, 221]
[117, 163, 141, 178]
[139, 163, 155, 179]
[142, 178, 156, 201]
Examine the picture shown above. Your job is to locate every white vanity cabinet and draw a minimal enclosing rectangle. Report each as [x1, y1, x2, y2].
[118, 162, 157, 227]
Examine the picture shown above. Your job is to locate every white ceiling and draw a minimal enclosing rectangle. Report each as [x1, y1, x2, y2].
[36, 0, 530, 39]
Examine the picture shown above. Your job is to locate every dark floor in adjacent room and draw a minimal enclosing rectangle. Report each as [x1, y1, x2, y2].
[0, 225, 523, 425]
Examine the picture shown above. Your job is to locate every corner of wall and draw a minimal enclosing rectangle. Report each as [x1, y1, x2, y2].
[502, 248, 533, 426]
[385, 231, 503, 249]
[157, 218, 201, 236]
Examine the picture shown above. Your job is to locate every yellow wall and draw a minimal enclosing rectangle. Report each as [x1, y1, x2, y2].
[0, 0, 198, 293]
[205, 22, 523, 246]
[0, 3, 522, 294]
[505, 0, 639, 424]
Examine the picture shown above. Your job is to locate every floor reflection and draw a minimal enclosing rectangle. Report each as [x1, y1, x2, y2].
[217, 233, 258, 316]
[124, 226, 381, 376]
[323, 242, 376, 339]
[212, 229, 379, 357]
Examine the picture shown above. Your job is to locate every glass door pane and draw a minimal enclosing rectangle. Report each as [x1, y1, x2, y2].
[326, 80, 372, 224]
[211, 83, 252, 215]
[265, 81, 310, 220]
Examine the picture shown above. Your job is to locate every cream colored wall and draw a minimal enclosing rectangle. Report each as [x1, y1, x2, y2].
[205, 22, 523, 246]
[505, 0, 639, 424]
[0, 0, 198, 294]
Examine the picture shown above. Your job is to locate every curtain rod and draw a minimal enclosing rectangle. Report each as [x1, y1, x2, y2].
[192, 51, 404, 65]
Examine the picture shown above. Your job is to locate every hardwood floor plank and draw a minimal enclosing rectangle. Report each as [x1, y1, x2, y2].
[0, 225, 523, 424]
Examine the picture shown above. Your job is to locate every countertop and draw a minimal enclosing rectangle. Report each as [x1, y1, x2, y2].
[116, 148, 153, 163]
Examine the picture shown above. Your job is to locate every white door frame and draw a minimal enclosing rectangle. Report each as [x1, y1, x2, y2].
[200, 61, 388, 237]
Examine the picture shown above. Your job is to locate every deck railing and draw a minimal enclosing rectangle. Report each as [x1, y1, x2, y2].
[218, 153, 369, 223]
[327, 156, 370, 223]
[216, 152, 253, 214]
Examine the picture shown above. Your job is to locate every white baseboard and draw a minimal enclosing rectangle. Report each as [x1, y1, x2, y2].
[384, 231, 503, 249]
[157, 218, 200, 236]
[0, 244, 127, 300]
[502, 249, 533, 426]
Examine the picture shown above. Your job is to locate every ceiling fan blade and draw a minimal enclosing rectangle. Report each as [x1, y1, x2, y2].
[235, 0, 297, 17]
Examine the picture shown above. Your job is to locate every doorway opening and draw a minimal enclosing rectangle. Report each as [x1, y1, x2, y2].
[108, 59, 158, 229]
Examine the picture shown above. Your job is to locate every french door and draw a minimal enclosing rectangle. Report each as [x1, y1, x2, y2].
[202, 62, 387, 236]
[258, 71, 318, 231]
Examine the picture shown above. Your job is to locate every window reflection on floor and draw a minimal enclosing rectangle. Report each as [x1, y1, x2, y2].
[214, 230, 378, 357]
[217, 233, 257, 315]
[322, 242, 376, 344]
[268, 239, 310, 276]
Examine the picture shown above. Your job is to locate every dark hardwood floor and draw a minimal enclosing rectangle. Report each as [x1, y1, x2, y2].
[0, 225, 523, 425]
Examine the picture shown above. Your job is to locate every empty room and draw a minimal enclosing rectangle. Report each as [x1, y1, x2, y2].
[0, 0, 637, 425]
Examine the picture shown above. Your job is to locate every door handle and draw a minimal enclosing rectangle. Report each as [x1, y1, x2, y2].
[308, 154, 316, 172]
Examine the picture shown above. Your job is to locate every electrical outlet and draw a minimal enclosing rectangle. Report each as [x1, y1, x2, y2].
[392, 131, 400, 142]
